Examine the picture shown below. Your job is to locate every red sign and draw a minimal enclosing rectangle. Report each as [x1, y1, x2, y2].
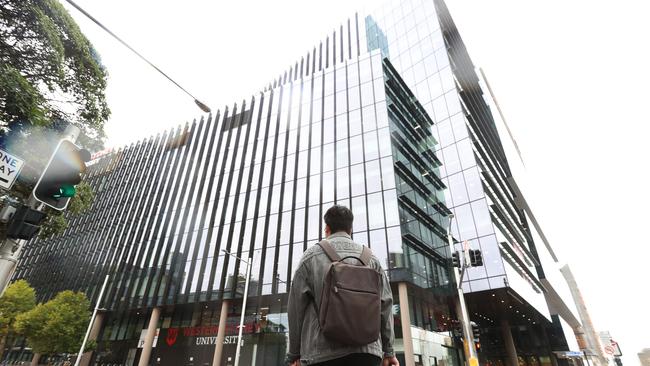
[166, 328, 178, 346]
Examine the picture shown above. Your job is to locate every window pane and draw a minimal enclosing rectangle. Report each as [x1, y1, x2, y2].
[367, 192, 385, 230]
[352, 196, 367, 232]
[365, 160, 382, 194]
[350, 164, 365, 197]
[336, 168, 350, 199]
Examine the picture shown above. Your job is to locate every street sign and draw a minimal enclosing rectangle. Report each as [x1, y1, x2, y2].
[0, 149, 24, 190]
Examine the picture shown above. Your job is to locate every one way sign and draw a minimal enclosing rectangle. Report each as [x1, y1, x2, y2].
[0, 149, 24, 190]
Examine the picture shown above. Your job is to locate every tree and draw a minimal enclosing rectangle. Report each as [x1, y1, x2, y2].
[0, 280, 36, 357]
[0, 0, 107, 237]
[0, 0, 110, 149]
[14, 290, 91, 355]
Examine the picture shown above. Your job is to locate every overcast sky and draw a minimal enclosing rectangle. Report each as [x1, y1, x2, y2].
[62, 1, 650, 364]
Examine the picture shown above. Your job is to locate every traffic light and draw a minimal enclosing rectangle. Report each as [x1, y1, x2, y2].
[6, 205, 47, 240]
[32, 140, 91, 210]
[469, 249, 483, 267]
[472, 323, 481, 342]
[452, 251, 461, 268]
[472, 322, 481, 351]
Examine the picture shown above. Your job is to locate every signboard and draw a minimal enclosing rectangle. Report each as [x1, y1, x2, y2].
[0, 149, 24, 190]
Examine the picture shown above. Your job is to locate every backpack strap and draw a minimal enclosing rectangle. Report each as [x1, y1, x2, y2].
[359, 246, 372, 266]
[318, 240, 341, 262]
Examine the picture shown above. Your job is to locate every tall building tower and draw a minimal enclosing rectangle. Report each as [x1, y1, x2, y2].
[9, 49, 459, 366]
[6, 0, 582, 366]
[639, 348, 650, 366]
[561, 265, 607, 366]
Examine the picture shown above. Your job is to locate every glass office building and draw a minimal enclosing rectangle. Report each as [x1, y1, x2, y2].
[9, 0, 582, 365]
[11, 47, 462, 365]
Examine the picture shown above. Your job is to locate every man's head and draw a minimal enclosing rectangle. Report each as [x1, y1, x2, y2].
[324, 205, 354, 236]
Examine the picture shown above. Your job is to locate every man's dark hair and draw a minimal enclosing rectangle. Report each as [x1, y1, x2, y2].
[324, 205, 354, 234]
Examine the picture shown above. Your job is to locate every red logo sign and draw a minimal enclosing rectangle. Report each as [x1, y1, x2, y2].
[166, 328, 178, 346]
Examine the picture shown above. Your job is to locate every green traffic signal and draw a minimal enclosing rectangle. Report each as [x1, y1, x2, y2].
[53, 184, 76, 198]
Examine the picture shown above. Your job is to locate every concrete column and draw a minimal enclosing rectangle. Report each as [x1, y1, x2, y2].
[138, 307, 161, 366]
[398, 282, 415, 366]
[501, 319, 519, 366]
[30, 353, 40, 366]
[78, 312, 105, 366]
[213, 299, 230, 366]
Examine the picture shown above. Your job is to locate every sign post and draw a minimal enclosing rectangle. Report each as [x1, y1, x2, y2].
[0, 149, 24, 190]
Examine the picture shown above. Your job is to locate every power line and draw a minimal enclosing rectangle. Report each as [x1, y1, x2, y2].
[63, 0, 211, 113]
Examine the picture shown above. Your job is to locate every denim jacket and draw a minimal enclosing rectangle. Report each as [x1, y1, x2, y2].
[286, 232, 395, 365]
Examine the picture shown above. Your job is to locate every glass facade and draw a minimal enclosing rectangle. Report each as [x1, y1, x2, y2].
[12, 46, 459, 364]
[9, 0, 579, 365]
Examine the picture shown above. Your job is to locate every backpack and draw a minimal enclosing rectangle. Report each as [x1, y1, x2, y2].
[317, 239, 382, 346]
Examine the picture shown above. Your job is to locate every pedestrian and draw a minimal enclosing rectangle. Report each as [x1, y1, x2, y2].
[286, 205, 400, 366]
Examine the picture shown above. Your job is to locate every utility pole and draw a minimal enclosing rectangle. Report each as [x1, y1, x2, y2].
[447, 214, 479, 366]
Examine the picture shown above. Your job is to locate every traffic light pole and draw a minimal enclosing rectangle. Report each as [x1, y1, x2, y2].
[0, 196, 40, 295]
[447, 214, 479, 366]
[0, 125, 81, 295]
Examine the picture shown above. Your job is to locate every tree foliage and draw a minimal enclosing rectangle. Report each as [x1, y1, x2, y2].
[0, 280, 36, 336]
[14, 290, 91, 355]
[0, 0, 110, 148]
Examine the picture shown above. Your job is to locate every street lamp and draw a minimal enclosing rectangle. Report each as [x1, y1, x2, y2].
[222, 249, 253, 366]
[62, 0, 211, 113]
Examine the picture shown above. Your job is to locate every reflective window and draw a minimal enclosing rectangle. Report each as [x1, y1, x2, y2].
[367, 192, 385, 230]
[380, 157, 396, 190]
[293, 208, 305, 241]
[336, 140, 349, 168]
[310, 147, 321, 175]
[369, 229, 388, 269]
[456, 138, 476, 170]
[377, 128, 392, 158]
[383, 189, 400, 227]
[322, 171, 335, 203]
[336, 116, 348, 141]
[471, 199, 493, 236]
[453, 203, 477, 240]
[365, 160, 382, 194]
[311, 122, 322, 148]
[362, 105, 376, 132]
[348, 86, 360, 110]
[360, 82, 375, 107]
[323, 118, 335, 144]
[324, 95, 335, 119]
[350, 164, 365, 197]
[336, 168, 350, 199]
[352, 196, 367, 232]
[375, 103, 388, 128]
[349, 135, 364, 165]
[308, 175, 320, 206]
[307, 205, 320, 240]
[295, 177, 307, 208]
[464, 167, 483, 201]
[447, 173, 468, 206]
[363, 131, 379, 161]
[441, 144, 461, 176]
[336, 89, 347, 113]
[297, 152, 308, 179]
[450, 113, 468, 140]
[349, 110, 362, 137]
[322, 143, 335, 172]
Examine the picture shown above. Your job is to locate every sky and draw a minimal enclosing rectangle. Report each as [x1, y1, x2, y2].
[61, 0, 650, 364]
